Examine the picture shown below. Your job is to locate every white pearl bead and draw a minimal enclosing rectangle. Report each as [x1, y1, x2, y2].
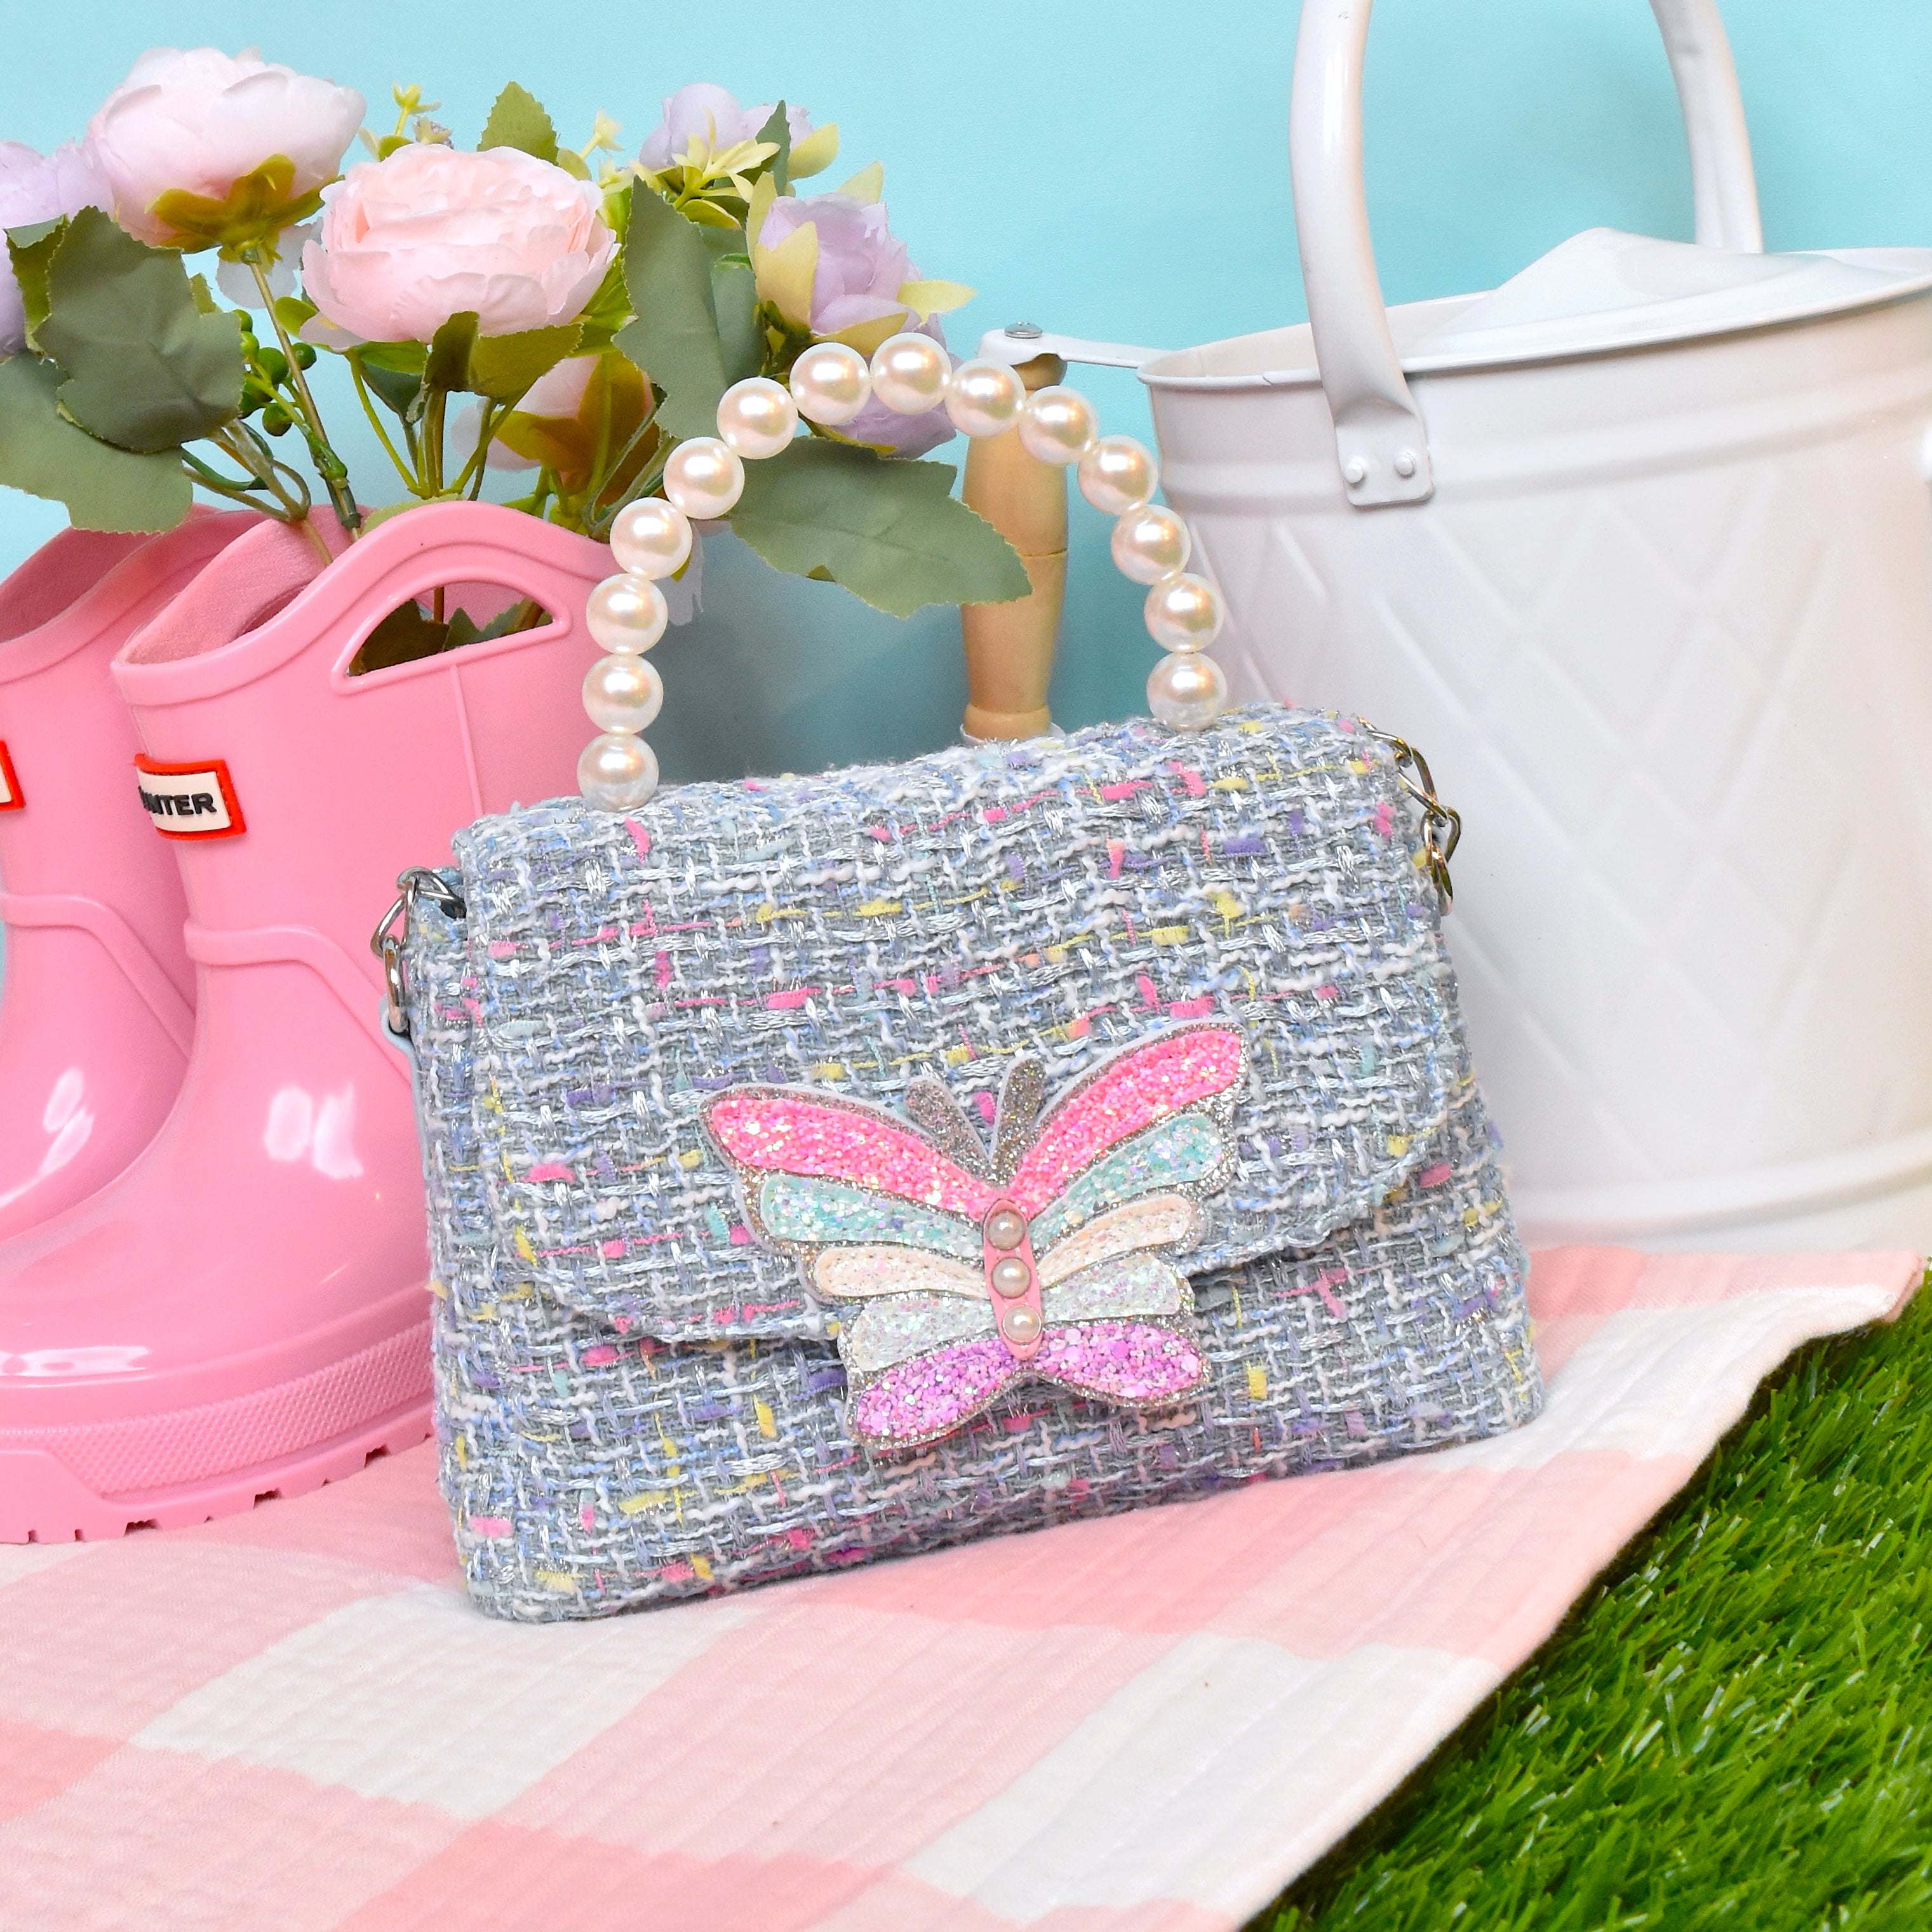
[1017, 386, 1097, 466]
[716, 377, 798, 460]
[1144, 572, 1225, 653]
[789, 342, 871, 426]
[662, 436, 745, 519]
[1002, 1305, 1042, 1344]
[945, 360, 1028, 438]
[1078, 436, 1158, 516]
[869, 332, 951, 415]
[608, 497, 692, 580]
[983, 1206, 1027, 1250]
[578, 731, 661, 811]
[1147, 651, 1228, 731]
[583, 652, 664, 735]
[586, 573, 668, 654]
[1111, 504, 1191, 584]
[989, 1256, 1033, 1298]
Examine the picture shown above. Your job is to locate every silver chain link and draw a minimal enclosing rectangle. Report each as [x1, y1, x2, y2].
[370, 867, 467, 1041]
[1360, 723, 1461, 911]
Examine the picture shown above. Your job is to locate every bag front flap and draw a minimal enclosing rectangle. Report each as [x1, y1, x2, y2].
[450, 707, 1453, 1341]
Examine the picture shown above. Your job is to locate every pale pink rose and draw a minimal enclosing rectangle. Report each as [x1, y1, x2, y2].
[86, 47, 363, 248]
[0, 140, 109, 352]
[636, 84, 815, 171]
[302, 144, 616, 344]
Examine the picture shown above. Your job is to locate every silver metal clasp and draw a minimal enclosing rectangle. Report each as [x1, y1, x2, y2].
[370, 866, 467, 1041]
[1360, 724, 1462, 911]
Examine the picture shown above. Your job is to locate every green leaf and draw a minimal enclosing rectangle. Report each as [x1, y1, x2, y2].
[479, 83, 558, 164]
[424, 311, 478, 395]
[147, 157, 323, 255]
[187, 272, 221, 316]
[354, 343, 425, 415]
[274, 293, 318, 336]
[753, 100, 791, 196]
[6, 217, 65, 352]
[38, 209, 244, 453]
[711, 258, 761, 386]
[445, 600, 538, 647]
[728, 440, 1030, 618]
[614, 184, 727, 439]
[351, 596, 448, 672]
[0, 354, 191, 530]
[468, 323, 580, 401]
[403, 314, 581, 403]
[789, 122, 840, 180]
[572, 255, 632, 358]
[554, 147, 590, 181]
[348, 588, 544, 671]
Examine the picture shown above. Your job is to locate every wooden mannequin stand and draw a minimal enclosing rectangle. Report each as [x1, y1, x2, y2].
[960, 352, 1068, 741]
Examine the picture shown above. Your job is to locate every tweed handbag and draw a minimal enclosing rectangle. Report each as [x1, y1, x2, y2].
[387, 704, 1540, 1622]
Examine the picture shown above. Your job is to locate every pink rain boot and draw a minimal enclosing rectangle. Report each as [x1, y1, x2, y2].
[0, 513, 260, 1240]
[0, 501, 612, 1540]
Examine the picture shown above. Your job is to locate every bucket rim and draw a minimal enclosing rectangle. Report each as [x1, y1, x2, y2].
[1140, 246, 1932, 394]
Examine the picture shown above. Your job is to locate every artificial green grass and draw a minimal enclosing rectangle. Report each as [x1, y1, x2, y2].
[1255, 1271, 1932, 1932]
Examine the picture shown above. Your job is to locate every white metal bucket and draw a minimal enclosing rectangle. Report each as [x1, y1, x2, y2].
[1141, 0, 1932, 1252]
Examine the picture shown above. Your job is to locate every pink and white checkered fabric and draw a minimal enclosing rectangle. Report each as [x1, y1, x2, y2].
[0, 1246, 1918, 1932]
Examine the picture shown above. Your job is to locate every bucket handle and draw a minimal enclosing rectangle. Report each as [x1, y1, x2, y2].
[1291, 0, 1763, 509]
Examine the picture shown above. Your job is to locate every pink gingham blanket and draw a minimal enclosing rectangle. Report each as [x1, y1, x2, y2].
[0, 1245, 1918, 1932]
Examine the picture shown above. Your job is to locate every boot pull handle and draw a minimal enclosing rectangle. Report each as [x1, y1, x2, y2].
[117, 513, 350, 670]
[290, 501, 616, 685]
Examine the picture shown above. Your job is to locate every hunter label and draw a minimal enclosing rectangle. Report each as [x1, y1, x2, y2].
[0, 741, 20, 812]
[135, 756, 245, 840]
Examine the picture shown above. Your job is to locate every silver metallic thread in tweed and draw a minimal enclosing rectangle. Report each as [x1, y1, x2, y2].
[402, 706, 1542, 1621]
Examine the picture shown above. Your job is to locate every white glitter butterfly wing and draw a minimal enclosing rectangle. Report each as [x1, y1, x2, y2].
[840, 1292, 998, 1374]
[1042, 1250, 1190, 1324]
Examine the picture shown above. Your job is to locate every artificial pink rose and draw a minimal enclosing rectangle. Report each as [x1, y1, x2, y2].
[637, 84, 815, 171]
[0, 140, 108, 352]
[757, 191, 913, 337]
[86, 47, 363, 248]
[302, 144, 616, 344]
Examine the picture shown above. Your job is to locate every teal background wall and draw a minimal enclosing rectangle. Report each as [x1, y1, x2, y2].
[5, 0, 1930, 780]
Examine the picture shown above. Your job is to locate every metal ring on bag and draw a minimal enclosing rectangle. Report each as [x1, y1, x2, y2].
[370, 867, 468, 1042]
[1359, 723, 1460, 911]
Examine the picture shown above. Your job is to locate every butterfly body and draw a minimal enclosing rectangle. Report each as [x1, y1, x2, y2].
[702, 1021, 1247, 1451]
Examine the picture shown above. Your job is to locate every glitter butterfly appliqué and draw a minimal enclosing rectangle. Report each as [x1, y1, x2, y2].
[701, 1022, 1246, 1450]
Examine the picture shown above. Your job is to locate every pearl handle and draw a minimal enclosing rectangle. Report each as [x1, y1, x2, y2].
[577, 336, 1231, 807]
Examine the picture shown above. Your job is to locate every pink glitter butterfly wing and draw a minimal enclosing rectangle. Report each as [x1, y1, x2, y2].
[1030, 1252, 1208, 1410]
[704, 1087, 998, 1224]
[847, 1336, 1027, 1449]
[702, 1023, 1244, 1451]
[1032, 1319, 1207, 1409]
[1007, 1023, 1246, 1218]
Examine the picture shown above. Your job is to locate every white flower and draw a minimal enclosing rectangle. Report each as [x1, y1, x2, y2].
[87, 47, 363, 250]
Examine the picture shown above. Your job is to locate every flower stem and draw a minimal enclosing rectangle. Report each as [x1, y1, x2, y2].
[205, 424, 312, 526]
[448, 400, 499, 500]
[348, 357, 417, 491]
[245, 255, 362, 536]
[422, 388, 446, 497]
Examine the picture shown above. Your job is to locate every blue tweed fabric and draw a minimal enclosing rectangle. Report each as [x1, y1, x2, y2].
[402, 706, 1540, 1621]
